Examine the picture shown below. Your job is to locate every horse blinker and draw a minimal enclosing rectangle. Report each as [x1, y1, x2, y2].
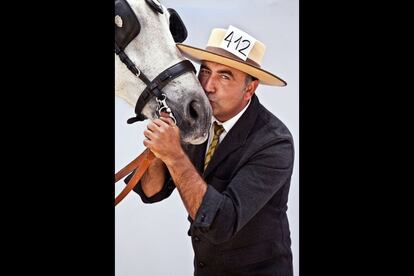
[115, 0, 141, 51]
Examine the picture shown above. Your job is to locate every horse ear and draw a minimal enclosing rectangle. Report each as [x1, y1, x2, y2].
[167, 8, 188, 43]
[145, 0, 164, 14]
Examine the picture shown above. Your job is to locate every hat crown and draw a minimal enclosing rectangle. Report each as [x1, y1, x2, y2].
[206, 28, 266, 67]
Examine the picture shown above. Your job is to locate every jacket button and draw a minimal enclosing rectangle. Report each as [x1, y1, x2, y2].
[194, 236, 200, 242]
[198, 261, 205, 268]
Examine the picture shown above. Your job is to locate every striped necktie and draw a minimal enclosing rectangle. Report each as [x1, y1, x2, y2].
[204, 122, 225, 170]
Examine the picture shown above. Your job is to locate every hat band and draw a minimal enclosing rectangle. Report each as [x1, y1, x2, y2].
[205, 46, 261, 68]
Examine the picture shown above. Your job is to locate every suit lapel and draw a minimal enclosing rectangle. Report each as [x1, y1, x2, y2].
[184, 140, 207, 174]
[203, 95, 260, 178]
[195, 142, 207, 173]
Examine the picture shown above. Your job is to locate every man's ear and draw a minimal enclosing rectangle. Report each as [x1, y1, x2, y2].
[244, 79, 259, 101]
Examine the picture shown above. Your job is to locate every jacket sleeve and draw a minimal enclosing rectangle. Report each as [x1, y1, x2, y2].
[128, 144, 199, 204]
[123, 170, 176, 203]
[191, 138, 294, 244]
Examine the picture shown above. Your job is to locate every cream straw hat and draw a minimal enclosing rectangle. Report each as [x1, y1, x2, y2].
[177, 27, 286, 86]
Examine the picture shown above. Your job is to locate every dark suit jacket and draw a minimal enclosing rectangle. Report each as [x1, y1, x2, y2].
[135, 94, 294, 276]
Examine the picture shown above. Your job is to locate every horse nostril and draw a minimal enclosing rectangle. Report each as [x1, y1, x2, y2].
[188, 100, 199, 120]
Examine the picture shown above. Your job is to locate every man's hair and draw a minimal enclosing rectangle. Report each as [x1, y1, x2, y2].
[245, 75, 258, 85]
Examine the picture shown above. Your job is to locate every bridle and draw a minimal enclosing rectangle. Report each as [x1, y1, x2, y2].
[115, 0, 196, 124]
[114, 0, 194, 205]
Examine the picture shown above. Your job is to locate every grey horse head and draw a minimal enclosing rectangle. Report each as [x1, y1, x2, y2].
[115, 0, 211, 144]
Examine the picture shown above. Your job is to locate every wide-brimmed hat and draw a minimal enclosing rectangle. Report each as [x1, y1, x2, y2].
[177, 26, 286, 86]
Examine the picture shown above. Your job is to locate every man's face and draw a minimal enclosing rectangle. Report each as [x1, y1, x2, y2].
[198, 61, 257, 122]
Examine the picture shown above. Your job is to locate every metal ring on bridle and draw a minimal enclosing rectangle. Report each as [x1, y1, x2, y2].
[156, 94, 177, 124]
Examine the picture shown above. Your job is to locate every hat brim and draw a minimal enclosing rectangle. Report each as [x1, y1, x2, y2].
[176, 43, 286, 86]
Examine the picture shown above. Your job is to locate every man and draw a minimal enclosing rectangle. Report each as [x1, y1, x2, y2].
[134, 26, 294, 275]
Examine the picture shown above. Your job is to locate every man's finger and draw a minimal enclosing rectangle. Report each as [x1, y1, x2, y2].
[159, 112, 170, 118]
[152, 118, 168, 128]
[143, 130, 156, 141]
[159, 116, 175, 126]
[143, 138, 151, 148]
[147, 121, 160, 132]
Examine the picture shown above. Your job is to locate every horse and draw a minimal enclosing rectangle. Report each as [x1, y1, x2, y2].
[115, 0, 211, 145]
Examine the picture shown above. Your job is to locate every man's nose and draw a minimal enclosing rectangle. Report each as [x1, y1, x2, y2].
[202, 75, 216, 93]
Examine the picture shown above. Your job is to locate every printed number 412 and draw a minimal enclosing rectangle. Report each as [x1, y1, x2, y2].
[224, 31, 251, 57]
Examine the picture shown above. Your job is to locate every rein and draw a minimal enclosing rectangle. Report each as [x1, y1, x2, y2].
[115, 149, 155, 206]
[114, 92, 176, 206]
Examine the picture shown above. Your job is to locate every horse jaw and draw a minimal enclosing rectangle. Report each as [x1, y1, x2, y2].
[115, 56, 142, 107]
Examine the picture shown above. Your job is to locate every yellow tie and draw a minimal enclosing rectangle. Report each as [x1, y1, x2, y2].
[204, 122, 225, 170]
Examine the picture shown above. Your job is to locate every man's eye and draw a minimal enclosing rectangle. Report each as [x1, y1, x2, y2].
[221, 75, 230, 80]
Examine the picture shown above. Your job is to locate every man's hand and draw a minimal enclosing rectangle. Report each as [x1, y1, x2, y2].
[143, 113, 185, 165]
[144, 113, 207, 219]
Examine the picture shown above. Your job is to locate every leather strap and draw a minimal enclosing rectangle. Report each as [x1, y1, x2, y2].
[115, 148, 155, 206]
[126, 60, 196, 124]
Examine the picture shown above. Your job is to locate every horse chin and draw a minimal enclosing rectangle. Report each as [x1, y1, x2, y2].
[179, 112, 211, 145]
[179, 106, 211, 145]
[182, 131, 209, 145]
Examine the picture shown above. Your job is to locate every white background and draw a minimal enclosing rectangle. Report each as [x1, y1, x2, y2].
[115, 0, 299, 275]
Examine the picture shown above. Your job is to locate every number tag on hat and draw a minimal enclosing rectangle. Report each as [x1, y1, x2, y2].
[219, 25, 257, 61]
